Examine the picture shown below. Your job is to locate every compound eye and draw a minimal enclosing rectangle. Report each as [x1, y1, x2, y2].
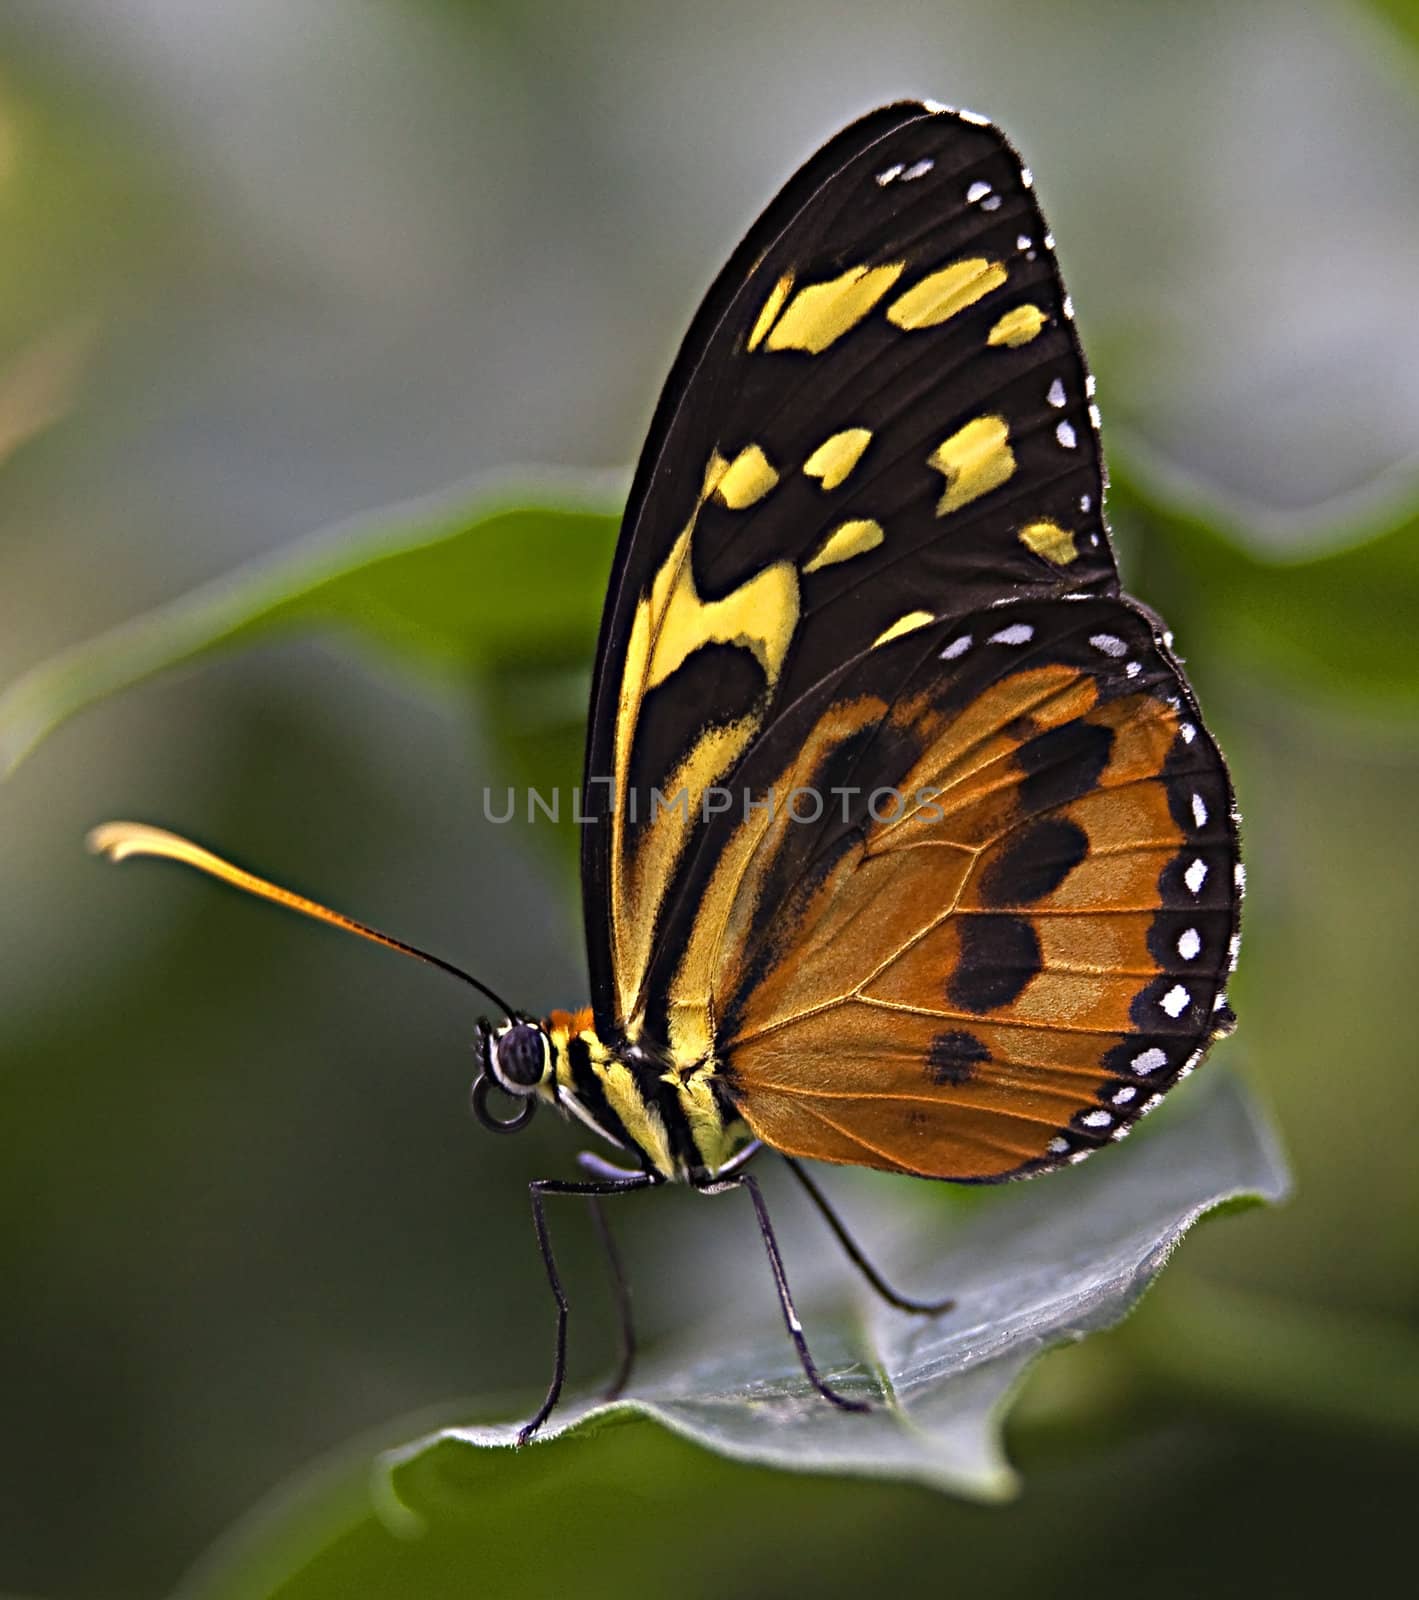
[496, 1024, 547, 1089]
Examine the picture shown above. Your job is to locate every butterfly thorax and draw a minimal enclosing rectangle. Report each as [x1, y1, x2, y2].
[537, 1008, 754, 1181]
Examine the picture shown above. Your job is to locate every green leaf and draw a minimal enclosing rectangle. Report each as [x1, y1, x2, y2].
[1113, 447, 1419, 717]
[0, 474, 620, 779]
[380, 1071, 1286, 1500]
[174, 1072, 1287, 1600]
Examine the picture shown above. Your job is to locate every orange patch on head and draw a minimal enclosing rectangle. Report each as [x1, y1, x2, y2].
[546, 1006, 595, 1040]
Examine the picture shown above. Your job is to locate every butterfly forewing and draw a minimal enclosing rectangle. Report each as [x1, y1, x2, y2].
[578, 101, 1240, 1180]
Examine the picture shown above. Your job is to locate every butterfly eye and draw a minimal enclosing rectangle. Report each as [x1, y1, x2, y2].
[494, 1023, 549, 1091]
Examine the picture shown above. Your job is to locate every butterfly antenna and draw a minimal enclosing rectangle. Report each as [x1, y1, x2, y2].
[87, 821, 518, 1018]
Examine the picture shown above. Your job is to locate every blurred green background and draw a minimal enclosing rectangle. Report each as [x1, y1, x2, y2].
[3, 2, 1417, 1596]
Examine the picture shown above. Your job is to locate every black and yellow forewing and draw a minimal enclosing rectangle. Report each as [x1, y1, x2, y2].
[582, 102, 1118, 1048]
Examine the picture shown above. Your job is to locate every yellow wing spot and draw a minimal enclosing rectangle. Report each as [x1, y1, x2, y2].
[765, 262, 905, 354]
[646, 523, 798, 690]
[886, 258, 1007, 330]
[701, 449, 731, 500]
[747, 271, 795, 351]
[715, 443, 779, 509]
[803, 518, 884, 573]
[929, 415, 1016, 517]
[987, 304, 1048, 347]
[873, 610, 935, 647]
[803, 427, 872, 490]
[1019, 518, 1078, 564]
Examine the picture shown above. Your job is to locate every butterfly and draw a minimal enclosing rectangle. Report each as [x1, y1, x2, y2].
[91, 100, 1241, 1443]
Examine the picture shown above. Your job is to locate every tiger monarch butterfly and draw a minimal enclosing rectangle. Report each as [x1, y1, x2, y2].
[91, 100, 1241, 1443]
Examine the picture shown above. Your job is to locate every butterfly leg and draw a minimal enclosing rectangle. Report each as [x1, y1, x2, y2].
[782, 1156, 955, 1316]
[519, 1172, 656, 1446]
[585, 1193, 636, 1401]
[701, 1173, 872, 1415]
[574, 1149, 650, 1399]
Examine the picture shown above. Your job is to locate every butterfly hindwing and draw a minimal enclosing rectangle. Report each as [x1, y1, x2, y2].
[696, 597, 1238, 1180]
[583, 102, 1118, 1042]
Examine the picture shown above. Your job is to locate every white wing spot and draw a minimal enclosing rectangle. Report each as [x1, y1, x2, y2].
[1178, 927, 1202, 961]
[1161, 984, 1191, 1019]
[1089, 632, 1127, 657]
[1235, 862, 1247, 890]
[989, 622, 1035, 646]
[1047, 1135, 1069, 1156]
[901, 158, 934, 181]
[981, 194, 1002, 210]
[958, 107, 991, 127]
[1086, 374, 1097, 397]
[876, 163, 904, 186]
[941, 633, 973, 660]
[1132, 1047, 1167, 1076]
[1191, 792, 1208, 828]
[1180, 722, 1196, 744]
[1017, 233, 1033, 251]
[1112, 1084, 1139, 1105]
[1047, 378, 1066, 408]
[1043, 232, 1056, 248]
[1020, 166, 1034, 189]
[1142, 1093, 1164, 1113]
[1079, 493, 1092, 513]
[1081, 1109, 1113, 1130]
[1089, 402, 1103, 429]
[1184, 858, 1208, 896]
[1125, 660, 1142, 679]
[966, 180, 992, 203]
[1056, 420, 1077, 449]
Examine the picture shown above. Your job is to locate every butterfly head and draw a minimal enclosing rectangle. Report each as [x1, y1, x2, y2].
[471, 1015, 552, 1132]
